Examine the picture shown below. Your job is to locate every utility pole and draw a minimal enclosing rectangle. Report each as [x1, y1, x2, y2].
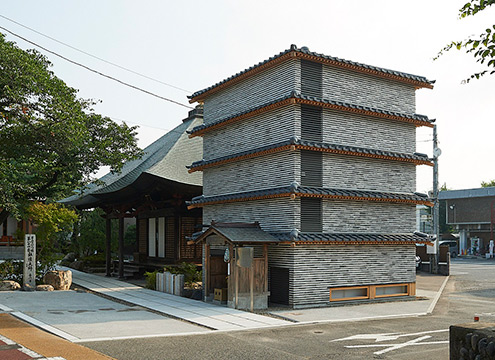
[431, 124, 441, 274]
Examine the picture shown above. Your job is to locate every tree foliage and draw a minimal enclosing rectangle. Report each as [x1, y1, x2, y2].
[25, 202, 78, 272]
[436, 0, 495, 82]
[481, 179, 495, 187]
[0, 33, 142, 220]
[72, 208, 107, 258]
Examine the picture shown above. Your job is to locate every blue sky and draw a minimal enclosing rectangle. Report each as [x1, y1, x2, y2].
[2, 0, 494, 192]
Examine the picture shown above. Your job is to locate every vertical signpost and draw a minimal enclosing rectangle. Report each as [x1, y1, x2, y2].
[24, 234, 36, 289]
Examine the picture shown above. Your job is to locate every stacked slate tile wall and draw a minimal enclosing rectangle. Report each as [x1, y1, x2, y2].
[195, 50, 427, 308]
[203, 59, 300, 123]
[292, 244, 415, 307]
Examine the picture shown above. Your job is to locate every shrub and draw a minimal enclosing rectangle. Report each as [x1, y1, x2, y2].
[144, 270, 161, 290]
[0, 260, 23, 283]
[163, 262, 201, 286]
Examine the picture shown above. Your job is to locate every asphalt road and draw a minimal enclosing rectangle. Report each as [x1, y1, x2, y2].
[82, 258, 495, 360]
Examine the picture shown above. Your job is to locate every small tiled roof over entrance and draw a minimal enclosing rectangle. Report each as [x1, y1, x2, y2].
[194, 222, 280, 244]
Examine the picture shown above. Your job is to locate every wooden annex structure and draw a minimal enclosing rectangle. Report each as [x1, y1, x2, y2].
[61, 107, 204, 278]
[192, 222, 278, 310]
[187, 45, 433, 309]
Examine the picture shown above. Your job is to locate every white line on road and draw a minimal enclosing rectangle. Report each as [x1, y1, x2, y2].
[332, 328, 449, 343]
[345, 339, 449, 352]
[11, 311, 80, 342]
[0, 302, 13, 312]
[374, 335, 431, 355]
[427, 276, 449, 314]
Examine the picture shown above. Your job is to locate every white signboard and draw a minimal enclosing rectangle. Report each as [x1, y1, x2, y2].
[23, 234, 36, 288]
[426, 239, 437, 255]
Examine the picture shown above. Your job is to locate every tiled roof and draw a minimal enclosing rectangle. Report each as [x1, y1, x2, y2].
[189, 45, 434, 101]
[207, 223, 280, 244]
[188, 91, 433, 136]
[60, 110, 203, 206]
[187, 184, 431, 208]
[191, 223, 280, 244]
[270, 231, 430, 244]
[187, 137, 431, 171]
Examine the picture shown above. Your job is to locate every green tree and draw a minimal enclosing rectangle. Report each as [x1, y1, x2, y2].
[25, 202, 78, 275]
[0, 33, 142, 222]
[481, 179, 495, 187]
[72, 208, 107, 258]
[436, 0, 495, 82]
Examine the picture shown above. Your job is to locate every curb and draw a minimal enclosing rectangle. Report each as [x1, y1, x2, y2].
[427, 275, 449, 314]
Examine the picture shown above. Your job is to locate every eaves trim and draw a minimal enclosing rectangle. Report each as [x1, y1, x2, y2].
[189, 45, 434, 102]
[187, 138, 432, 172]
[188, 92, 433, 138]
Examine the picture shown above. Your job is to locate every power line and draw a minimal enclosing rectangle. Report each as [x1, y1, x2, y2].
[0, 25, 194, 110]
[109, 116, 170, 132]
[0, 14, 192, 94]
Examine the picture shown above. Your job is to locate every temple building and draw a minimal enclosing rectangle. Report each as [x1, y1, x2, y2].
[188, 45, 434, 309]
[61, 107, 204, 277]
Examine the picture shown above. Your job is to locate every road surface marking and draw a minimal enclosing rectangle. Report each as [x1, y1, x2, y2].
[332, 328, 448, 343]
[345, 336, 449, 355]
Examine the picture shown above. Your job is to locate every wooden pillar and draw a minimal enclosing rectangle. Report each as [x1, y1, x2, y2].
[174, 214, 180, 261]
[250, 261, 254, 312]
[105, 218, 112, 277]
[205, 244, 210, 297]
[118, 217, 124, 279]
[235, 247, 239, 309]
[263, 244, 268, 294]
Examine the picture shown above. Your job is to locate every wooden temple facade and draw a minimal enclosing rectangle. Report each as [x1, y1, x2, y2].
[62, 107, 204, 277]
[187, 45, 434, 309]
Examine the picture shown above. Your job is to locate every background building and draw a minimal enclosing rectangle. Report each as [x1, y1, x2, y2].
[439, 187, 495, 255]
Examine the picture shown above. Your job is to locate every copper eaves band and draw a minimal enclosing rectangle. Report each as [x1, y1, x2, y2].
[187, 192, 433, 209]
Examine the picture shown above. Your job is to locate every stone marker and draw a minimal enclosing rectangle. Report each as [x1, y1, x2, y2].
[36, 284, 54, 291]
[0, 280, 21, 291]
[22, 284, 35, 292]
[43, 270, 72, 290]
[23, 234, 36, 288]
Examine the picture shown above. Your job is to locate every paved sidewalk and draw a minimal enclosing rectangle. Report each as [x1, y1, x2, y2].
[65, 267, 291, 331]
[270, 274, 449, 323]
[0, 270, 449, 345]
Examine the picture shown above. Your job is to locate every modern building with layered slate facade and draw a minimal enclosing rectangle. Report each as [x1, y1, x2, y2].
[188, 45, 434, 308]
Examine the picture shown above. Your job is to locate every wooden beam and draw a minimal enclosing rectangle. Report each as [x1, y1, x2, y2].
[105, 218, 112, 277]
